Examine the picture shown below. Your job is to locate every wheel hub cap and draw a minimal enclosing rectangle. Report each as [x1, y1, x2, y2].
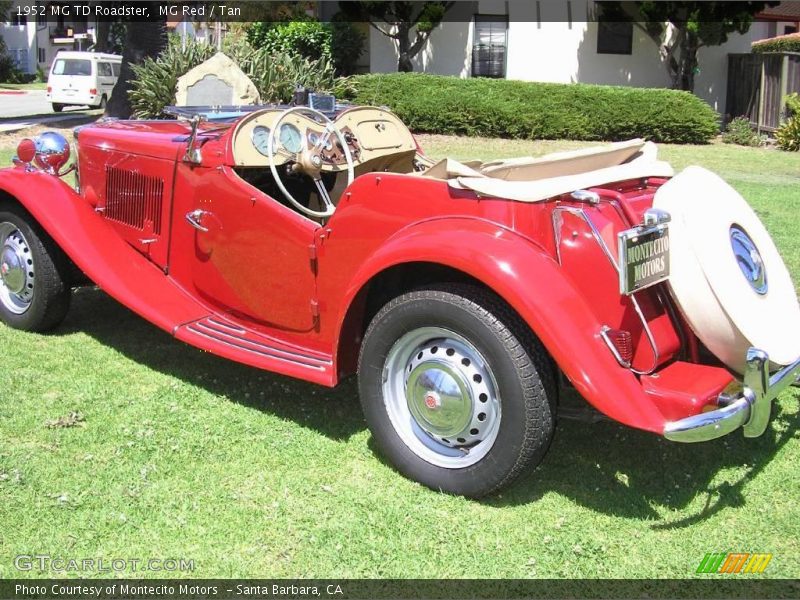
[0, 224, 34, 314]
[730, 225, 767, 295]
[401, 336, 500, 450]
[1, 247, 25, 293]
[407, 362, 472, 438]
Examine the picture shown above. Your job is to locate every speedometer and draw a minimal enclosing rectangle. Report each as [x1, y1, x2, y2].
[251, 125, 273, 157]
[279, 123, 303, 154]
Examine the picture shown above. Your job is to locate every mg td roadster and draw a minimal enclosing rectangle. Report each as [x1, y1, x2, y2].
[1, 99, 799, 498]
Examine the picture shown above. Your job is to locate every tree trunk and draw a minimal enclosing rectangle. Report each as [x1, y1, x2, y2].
[94, 20, 110, 53]
[396, 24, 413, 72]
[105, 20, 167, 119]
[677, 34, 700, 92]
[665, 27, 699, 92]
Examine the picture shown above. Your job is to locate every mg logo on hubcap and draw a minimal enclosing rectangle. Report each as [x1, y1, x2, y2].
[424, 392, 441, 410]
[730, 225, 767, 295]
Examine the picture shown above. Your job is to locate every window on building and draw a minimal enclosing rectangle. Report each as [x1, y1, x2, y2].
[38, 48, 45, 64]
[785, 25, 798, 35]
[472, 15, 507, 78]
[597, 18, 633, 55]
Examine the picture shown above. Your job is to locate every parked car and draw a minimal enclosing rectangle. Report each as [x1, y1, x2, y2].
[46, 51, 121, 112]
[1, 100, 798, 497]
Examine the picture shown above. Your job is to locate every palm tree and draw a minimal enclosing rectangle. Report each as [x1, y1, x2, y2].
[105, 21, 168, 118]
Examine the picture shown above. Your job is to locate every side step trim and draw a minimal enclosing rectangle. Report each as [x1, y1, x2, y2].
[175, 315, 334, 386]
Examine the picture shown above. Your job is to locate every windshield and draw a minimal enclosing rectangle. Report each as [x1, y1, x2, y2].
[52, 59, 91, 76]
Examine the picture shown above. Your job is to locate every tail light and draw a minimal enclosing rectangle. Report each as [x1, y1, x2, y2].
[89, 88, 97, 95]
[46, 86, 52, 93]
[601, 327, 633, 367]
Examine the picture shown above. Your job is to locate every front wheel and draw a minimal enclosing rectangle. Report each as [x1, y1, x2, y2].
[0, 205, 71, 331]
[358, 284, 556, 498]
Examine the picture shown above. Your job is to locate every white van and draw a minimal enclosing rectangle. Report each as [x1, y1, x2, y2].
[46, 51, 122, 112]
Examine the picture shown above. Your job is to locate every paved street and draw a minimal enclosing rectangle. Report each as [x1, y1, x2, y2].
[0, 90, 101, 133]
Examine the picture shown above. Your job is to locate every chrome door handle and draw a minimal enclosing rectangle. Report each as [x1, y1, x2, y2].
[185, 209, 209, 232]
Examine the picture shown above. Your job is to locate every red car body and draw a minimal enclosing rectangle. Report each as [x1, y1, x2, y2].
[1, 104, 796, 496]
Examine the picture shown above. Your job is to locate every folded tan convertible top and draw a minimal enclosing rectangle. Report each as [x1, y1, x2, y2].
[451, 159, 674, 203]
[418, 139, 673, 202]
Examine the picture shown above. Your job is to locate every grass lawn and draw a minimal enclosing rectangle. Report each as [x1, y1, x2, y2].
[0, 135, 798, 580]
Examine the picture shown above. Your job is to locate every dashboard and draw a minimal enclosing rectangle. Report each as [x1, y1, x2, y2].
[230, 106, 418, 172]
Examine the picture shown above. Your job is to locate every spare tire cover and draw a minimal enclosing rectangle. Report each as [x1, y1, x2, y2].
[653, 166, 800, 374]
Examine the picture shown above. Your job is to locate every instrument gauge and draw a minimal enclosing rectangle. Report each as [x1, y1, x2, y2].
[279, 123, 303, 154]
[251, 125, 273, 157]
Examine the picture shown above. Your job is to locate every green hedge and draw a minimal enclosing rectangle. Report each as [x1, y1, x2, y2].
[347, 73, 720, 144]
[752, 33, 800, 53]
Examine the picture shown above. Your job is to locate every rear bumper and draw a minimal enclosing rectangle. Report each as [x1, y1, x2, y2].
[47, 93, 98, 106]
[664, 348, 800, 442]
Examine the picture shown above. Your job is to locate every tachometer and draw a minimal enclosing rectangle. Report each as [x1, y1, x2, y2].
[251, 125, 273, 157]
[279, 123, 303, 154]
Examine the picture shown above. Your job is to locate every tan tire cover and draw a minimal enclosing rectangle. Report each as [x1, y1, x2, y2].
[653, 166, 800, 374]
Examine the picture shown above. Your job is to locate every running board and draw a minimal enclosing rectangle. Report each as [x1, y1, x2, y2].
[175, 315, 334, 386]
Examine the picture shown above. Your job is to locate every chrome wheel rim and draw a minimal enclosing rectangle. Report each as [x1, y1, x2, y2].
[0, 222, 34, 314]
[382, 327, 501, 469]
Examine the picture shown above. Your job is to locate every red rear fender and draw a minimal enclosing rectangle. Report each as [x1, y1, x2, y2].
[338, 217, 667, 433]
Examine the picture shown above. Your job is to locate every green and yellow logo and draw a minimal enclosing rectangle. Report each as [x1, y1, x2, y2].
[696, 552, 772, 574]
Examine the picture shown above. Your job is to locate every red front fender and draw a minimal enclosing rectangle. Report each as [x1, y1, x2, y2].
[0, 168, 206, 332]
[338, 217, 667, 433]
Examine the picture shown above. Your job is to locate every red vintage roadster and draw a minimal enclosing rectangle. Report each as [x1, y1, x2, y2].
[1, 101, 799, 497]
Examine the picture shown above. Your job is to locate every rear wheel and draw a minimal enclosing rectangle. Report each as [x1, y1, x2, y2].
[98, 95, 107, 110]
[52, 103, 64, 113]
[358, 284, 556, 498]
[0, 205, 71, 331]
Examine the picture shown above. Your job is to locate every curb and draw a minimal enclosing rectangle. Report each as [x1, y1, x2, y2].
[0, 91, 26, 95]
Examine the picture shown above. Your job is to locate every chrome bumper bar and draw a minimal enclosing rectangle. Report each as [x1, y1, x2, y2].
[664, 348, 800, 443]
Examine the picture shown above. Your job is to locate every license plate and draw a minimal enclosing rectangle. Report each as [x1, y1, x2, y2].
[618, 224, 670, 295]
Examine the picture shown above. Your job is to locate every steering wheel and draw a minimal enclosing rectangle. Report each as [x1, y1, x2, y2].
[266, 106, 355, 219]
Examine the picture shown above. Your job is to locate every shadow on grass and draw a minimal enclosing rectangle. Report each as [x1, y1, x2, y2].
[489, 396, 798, 527]
[59, 288, 798, 524]
[60, 287, 364, 442]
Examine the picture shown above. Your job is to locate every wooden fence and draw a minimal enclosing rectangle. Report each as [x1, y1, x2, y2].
[726, 52, 800, 132]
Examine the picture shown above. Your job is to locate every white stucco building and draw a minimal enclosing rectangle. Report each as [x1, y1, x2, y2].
[362, 0, 797, 115]
[1, 0, 97, 75]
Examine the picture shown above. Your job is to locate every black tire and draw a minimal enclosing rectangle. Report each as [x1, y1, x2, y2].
[0, 204, 71, 331]
[52, 103, 64, 113]
[358, 284, 556, 498]
[98, 95, 107, 110]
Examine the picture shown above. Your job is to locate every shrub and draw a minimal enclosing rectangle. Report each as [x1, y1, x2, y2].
[260, 21, 333, 63]
[775, 117, 800, 151]
[776, 94, 800, 151]
[129, 36, 349, 119]
[722, 116, 764, 147]
[346, 73, 720, 144]
[247, 18, 365, 76]
[329, 17, 366, 76]
[786, 92, 800, 117]
[0, 37, 23, 83]
[752, 33, 800, 53]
